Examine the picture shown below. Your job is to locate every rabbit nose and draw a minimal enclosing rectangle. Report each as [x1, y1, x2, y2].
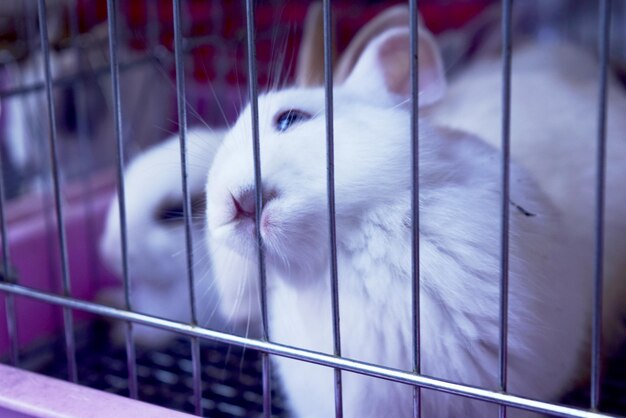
[232, 189, 256, 220]
[232, 187, 277, 221]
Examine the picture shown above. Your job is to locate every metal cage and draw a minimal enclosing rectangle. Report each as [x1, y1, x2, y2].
[0, 0, 624, 417]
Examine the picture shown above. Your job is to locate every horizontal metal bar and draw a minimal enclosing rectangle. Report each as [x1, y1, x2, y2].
[0, 282, 618, 418]
[0, 54, 160, 99]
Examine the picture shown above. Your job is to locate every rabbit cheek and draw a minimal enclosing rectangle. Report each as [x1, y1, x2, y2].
[260, 209, 273, 236]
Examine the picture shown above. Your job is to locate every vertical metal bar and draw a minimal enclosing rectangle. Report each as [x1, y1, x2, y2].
[245, 1, 271, 417]
[2, 296, 18, 366]
[37, 0, 78, 384]
[409, 0, 421, 417]
[2, 295, 18, 367]
[69, 0, 100, 289]
[0, 149, 18, 367]
[106, 0, 138, 399]
[0, 0, 17, 359]
[190, 337, 202, 412]
[0, 0, 38, 370]
[172, 0, 203, 414]
[27, 0, 62, 308]
[25, 1, 59, 311]
[499, 1, 513, 417]
[322, 1, 343, 417]
[591, 0, 612, 411]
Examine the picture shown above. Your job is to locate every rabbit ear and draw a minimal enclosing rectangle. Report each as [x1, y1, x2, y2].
[295, 2, 334, 87]
[334, 5, 411, 84]
[344, 27, 446, 107]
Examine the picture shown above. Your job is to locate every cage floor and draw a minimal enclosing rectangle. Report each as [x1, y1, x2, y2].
[18, 321, 287, 417]
[13, 321, 626, 417]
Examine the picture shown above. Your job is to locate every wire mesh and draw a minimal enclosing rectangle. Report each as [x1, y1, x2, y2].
[591, 0, 613, 411]
[171, 0, 203, 414]
[105, 0, 138, 399]
[498, 1, 513, 417]
[243, 1, 272, 417]
[37, 0, 78, 384]
[322, 1, 343, 417]
[0, 1, 625, 418]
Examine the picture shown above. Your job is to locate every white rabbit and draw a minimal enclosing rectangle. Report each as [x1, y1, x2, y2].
[205, 26, 591, 418]
[430, 39, 626, 356]
[97, 1, 341, 346]
[98, 127, 263, 346]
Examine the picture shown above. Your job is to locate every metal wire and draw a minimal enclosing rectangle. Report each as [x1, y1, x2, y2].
[1, 295, 17, 367]
[322, 1, 343, 417]
[499, 1, 513, 417]
[0, 54, 160, 100]
[0, 139, 18, 367]
[0, 282, 619, 418]
[0, 2, 621, 417]
[69, 0, 100, 290]
[172, 0, 203, 414]
[409, 0, 421, 416]
[0, 22, 18, 362]
[36, 0, 78, 384]
[591, 0, 612, 410]
[190, 336, 202, 415]
[172, 0, 197, 335]
[106, 0, 138, 400]
[23, 1, 58, 315]
[244, 0, 271, 416]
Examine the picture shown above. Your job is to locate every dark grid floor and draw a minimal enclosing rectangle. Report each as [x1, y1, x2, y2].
[20, 321, 287, 417]
[14, 320, 626, 417]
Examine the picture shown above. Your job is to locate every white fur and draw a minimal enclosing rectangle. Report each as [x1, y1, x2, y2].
[99, 127, 260, 346]
[205, 28, 598, 417]
[430, 40, 626, 355]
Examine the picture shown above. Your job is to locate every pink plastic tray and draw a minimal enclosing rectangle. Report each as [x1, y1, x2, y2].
[0, 170, 119, 356]
[0, 363, 191, 417]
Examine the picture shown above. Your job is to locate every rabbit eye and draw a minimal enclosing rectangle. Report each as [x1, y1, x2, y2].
[156, 195, 206, 224]
[157, 203, 185, 222]
[275, 110, 312, 132]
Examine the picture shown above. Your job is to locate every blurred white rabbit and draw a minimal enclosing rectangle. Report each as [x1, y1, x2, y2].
[97, 1, 338, 346]
[98, 127, 238, 346]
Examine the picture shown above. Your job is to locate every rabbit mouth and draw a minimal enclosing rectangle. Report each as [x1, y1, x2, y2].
[209, 187, 327, 280]
[223, 186, 278, 226]
[210, 187, 279, 244]
[211, 208, 328, 284]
